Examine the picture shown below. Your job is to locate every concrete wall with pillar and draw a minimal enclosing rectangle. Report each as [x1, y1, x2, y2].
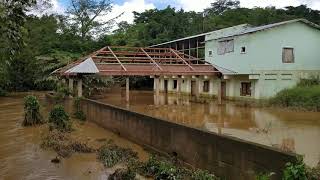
[68, 78, 74, 96]
[77, 78, 83, 97]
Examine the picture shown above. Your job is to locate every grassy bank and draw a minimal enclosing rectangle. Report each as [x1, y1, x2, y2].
[269, 79, 320, 111]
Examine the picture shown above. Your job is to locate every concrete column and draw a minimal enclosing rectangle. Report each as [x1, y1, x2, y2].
[154, 77, 160, 105]
[68, 78, 74, 96]
[177, 78, 182, 95]
[126, 77, 129, 102]
[195, 78, 200, 99]
[217, 79, 222, 105]
[77, 78, 82, 97]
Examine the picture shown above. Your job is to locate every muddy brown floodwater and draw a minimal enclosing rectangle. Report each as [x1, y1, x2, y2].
[0, 92, 148, 180]
[98, 90, 320, 167]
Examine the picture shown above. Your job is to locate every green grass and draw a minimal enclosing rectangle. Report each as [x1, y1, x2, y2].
[269, 85, 320, 111]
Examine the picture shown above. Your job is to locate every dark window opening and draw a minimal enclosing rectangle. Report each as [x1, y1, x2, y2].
[217, 39, 234, 55]
[173, 80, 177, 89]
[208, 50, 213, 57]
[241, 82, 251, 96]
[241, 46, 246, 53]
[282, 48, 294, 63]
[203, 81, 210, 92]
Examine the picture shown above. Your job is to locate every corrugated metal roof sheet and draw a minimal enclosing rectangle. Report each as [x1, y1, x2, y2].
[65, 57, 99, 74]
[214, 19, 320, 40]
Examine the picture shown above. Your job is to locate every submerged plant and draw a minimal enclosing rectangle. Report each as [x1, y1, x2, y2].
[97, 143, 138, 168]
[41, 130, 94, 158]
[73, 97, 86, 121]
[141, 155, 182, 180]
[54, 82, 71, 102]
[108, 168, 136, 180]
[192, 169, 217, 180]
[48, 105, 72, 132]
[23, 95, 43, 126]
[283, 156, 307, 180]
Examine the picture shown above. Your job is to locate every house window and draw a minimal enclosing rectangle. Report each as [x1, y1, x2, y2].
[173, 80, 177, 89]
[217, 39, 234, 55]
[241, 46, 246, 54]
[282, 48, 294, 63]
[203, 81, 210, 92]
[240, 82, 251, 96]
[208, 50, 213, 57]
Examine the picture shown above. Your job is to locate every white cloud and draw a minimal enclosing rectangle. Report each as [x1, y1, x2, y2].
[111, 0, 155, 24]
[29, 0, 65, 16]
[175, 0, 212, 12]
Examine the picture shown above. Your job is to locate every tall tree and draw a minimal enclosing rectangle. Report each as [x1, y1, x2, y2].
[66, 0, 120, 39]
[204, 0, 240, 16]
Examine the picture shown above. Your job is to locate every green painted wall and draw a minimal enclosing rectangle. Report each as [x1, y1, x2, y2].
[205, 22, 320, 99]
[205, 22, 320, 74]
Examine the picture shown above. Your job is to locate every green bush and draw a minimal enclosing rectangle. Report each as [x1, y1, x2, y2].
[97, 143, 138, 168]
[307, 163, 320, 180]
[108, 168, 136, 180]
[73, 97, 86, 121]
[0, 87, 6, 96]
[270, 85, 320, 111]
[23, 95, 43, 126]
[54, 83, 71, 102]
[48, 105, 72, 132]
[297, 77, 320, 87]
[142, 156, 181, 180]
[283, 157, 308, 180]
[192, 169, 217, 180]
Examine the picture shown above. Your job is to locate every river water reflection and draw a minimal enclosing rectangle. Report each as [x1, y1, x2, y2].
[98, 90, 320, 167]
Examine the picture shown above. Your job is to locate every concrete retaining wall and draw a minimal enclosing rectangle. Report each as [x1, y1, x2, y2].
[80, 98, 296, 180]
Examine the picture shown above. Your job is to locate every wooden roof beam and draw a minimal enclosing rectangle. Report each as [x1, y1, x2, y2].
[170, 48, 195, 71]
[107, 46, 127, 71]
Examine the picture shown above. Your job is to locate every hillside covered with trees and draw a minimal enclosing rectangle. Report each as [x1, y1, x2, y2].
[0, 0, 319, 94]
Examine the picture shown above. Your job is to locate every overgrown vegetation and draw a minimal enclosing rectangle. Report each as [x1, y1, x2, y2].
[48, 105, 72, 132]
[282, 156, 320, 180]
[41, 129, 94, 158]
[97, 142, 138, 168]
[22, 95, 43, 126]
[108, 168, 136, 180]
[73, 97, 86, 121]
[283, 157, 308, 180]
[270, 78, 320, 111]
[53, 83, 72, 102]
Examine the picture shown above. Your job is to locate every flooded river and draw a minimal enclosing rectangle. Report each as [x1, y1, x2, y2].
[98, 90, 320, 167]
[0, 92, 148, 180]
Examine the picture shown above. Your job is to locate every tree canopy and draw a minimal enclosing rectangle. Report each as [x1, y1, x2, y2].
[0, 0, 319, 93]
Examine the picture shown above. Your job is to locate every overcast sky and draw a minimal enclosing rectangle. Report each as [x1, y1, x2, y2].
[48, 0, 320, 24]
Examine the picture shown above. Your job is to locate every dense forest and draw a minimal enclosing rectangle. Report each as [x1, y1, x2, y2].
[0, 0, 319, 95]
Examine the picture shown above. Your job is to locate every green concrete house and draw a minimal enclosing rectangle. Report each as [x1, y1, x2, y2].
[152, 19, 320, 100]
[205, 19, 320, 99]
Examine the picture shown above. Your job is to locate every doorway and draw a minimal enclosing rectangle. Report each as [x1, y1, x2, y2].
[164, 80, 168, 93]
[191, 81, 196, 96]
[221, 82, 226, 99]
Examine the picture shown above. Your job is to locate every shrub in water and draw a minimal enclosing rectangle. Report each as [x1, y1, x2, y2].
[23, 95, 43, 126]
[283, 157, 307, 180]
[142, 155, 181, 180]
[54, 83, 71, 102]
[73, 97, 86, 121]
[49, 105, 72, 132]
[108, 168, 136, 180]
[192, 169, 217, 180]
[97, 143, 138, 168]
[41, 129, 94, 158]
